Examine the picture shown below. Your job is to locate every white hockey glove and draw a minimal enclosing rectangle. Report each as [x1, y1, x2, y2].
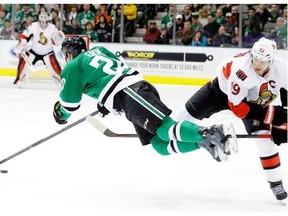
[14, 38, 28, 56]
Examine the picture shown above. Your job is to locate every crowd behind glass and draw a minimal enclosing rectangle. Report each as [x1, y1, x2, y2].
[0, 4, 287, 49]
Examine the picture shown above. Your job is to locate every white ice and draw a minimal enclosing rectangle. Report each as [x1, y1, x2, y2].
[0, 77, 287, 216]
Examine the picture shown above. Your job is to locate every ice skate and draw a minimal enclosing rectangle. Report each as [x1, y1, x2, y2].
[197, 123, 238, 162]
[222, 123, 238, 155]
[198, 123, 238, 161]
[270, 181, 288, 205]
[197, 141, 228, 162]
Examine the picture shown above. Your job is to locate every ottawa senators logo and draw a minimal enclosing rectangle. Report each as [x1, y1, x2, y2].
[253, 83, 277, 106]
[38, 32, 48, 45]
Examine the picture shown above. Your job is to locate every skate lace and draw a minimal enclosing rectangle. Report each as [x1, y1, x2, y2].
[271, 185, 286, 195]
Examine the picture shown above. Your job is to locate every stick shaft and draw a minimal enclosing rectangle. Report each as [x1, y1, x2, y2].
[86, 116, 272, 139]
[0, 111, 98, 165]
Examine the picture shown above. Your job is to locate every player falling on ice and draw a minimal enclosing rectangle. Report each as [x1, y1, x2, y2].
[13, 12, 65, 86]
[175, 37, 288, 203]
[53, 35, 238, 162]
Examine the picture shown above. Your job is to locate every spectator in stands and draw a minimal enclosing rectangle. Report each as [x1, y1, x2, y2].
[275, 17, 287, 49]
[155, 26, 170, 44]
[67, 4, 78, 25]
[214, 8, 226, 25]
[229, 26, 239, 47]
[231, 5, 239, 25]
[191, 12, 204, 33]
[33, 5, 48, 21]
[16, 4, 34, 26]
[82, 21, 98, 42]
[0, 19, 13, 39]
[223, 12, 237, 36]
[211, 25, 230, 47]
[182, 5, 192, 23]
[77, 4, 96, 30]
[161, 5, 174, 36]
[190, 4, 201, 14]
[94, 5, 111, 25]
[199, 5, 208, 19]
[143, 20, 161, 44]
[175, 14, 184, 32]
[242, 15, 251, 39]
[243, 24, 265, 48]
[267, 4, 281, 23]
[176, 21, 194, 45]
[50, 4, 66, 24]
[136, 4, 156, 28]
[0, 10, 6, 28]
[55, 19, 62, 31]
[204, 14, 220, 46]
[112, 5, 122, 43]
[191, 30, 207, 46]
[206, 4, 216, 16]
[255, 4, 269, 30]
[248, 7, 262, 32]
[266, 29, 284, 49]
[13, 4, 22, 33]
[222, 4, 232, 16]
[0, 4, 11, 20]
[123, 4, 137, 37]
[94, 15, 112, 42]
[198, 5, 209, 26]
[65, 19, 83, 34]
[50, 10, 60, 26]
[18, 16, 33, 33]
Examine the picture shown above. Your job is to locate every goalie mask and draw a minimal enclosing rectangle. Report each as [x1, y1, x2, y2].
[251, 37, 277, 74]
[61, 36, 87, 61]
[39, 12, 49, 29]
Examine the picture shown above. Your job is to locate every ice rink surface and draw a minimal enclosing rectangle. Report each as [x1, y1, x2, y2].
[0, 76, 287, 216]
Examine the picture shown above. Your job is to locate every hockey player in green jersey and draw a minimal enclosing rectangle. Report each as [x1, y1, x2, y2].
[53, 36, 236, 161]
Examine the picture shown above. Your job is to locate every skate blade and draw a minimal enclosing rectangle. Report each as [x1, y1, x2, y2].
[279, 198, 287, 206]
[215, 146, 228, 162]
[223, 123, 238, 154]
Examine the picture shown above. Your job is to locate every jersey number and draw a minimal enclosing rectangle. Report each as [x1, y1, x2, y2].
[89, 55, 126, 75]
[231, 82, 240, 95]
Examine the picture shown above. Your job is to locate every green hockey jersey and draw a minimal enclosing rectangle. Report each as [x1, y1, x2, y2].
[59, 46, 144, 119]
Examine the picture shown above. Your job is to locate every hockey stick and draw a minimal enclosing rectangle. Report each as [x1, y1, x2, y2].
[86, 115, 272, 139]
[21, 52, 47, 72]
[0, 111, 99, 166]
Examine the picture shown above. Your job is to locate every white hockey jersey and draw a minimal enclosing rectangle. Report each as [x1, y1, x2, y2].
[217, 50, 287, 118]
[20, 22, 61, 55]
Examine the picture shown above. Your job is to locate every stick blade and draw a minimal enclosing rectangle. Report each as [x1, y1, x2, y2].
[86, 115, 138, 138]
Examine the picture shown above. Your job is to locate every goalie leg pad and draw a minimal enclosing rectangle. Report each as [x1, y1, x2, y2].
[44, 53, 62, 79]
[13, 54, 33, 84]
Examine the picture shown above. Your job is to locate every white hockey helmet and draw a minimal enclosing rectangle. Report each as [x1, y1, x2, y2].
[251, 37, 277, 62]
[39, 12, 49, 29]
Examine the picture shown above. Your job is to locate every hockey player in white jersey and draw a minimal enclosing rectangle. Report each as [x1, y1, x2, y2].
[175, 37, 288, 203]
[13, 12, 65, 85]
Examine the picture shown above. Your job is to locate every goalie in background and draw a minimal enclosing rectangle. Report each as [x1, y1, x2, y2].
[174, 37, 288, 203]
[53, 36, 238, 163]
[13, 12, 65, 86]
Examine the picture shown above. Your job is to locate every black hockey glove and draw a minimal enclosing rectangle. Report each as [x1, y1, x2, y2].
[271, 126, 287, 146]
[280, 88, 287, 107]
[97, 102, 110, 117]
[264, 106, 287, 126]
[53, 101, 67, 125]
